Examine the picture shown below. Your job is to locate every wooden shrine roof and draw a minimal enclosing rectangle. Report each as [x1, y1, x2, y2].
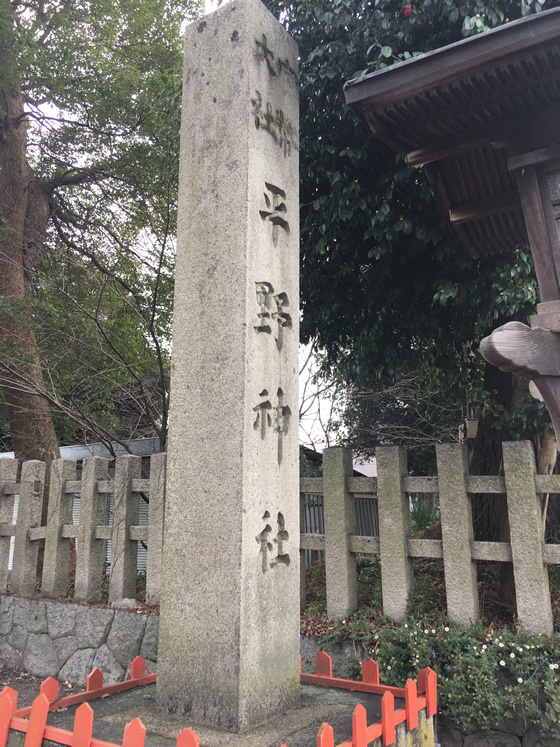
[344, 8, 560, 259]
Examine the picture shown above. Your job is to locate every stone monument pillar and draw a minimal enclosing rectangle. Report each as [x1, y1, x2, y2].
[156, 0, 300, 732]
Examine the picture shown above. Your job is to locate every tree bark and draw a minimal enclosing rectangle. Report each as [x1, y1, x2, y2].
[0, 26, 60, 465]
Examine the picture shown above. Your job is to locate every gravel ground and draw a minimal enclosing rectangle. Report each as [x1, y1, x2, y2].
[0, 663, 77, 708]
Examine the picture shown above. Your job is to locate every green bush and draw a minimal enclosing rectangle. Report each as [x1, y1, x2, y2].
[323, 615, 560, 736]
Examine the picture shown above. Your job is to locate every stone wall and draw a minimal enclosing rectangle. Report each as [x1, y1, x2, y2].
[0, 595, 158, 686]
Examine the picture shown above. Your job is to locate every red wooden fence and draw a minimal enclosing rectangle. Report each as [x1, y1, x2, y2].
[0, 653, 436, 747]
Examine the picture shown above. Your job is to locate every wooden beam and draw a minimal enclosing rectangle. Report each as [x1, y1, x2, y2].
[508, 144, 560, 172]
[406, 123, 516, 167]
[449, 190, 521, 225]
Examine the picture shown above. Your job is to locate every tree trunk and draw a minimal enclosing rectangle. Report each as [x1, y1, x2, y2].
[0, 23, 60, 466]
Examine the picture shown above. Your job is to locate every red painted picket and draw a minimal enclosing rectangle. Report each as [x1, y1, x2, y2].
[317, 721, 335, 747]
[0, 653, 436, 747]
[86, 667, 103, 692]
[25, 693, 49, 747]
[71, 703, 94, 747]
[121, 717, 146, 746]
[176, 728, 200, 747]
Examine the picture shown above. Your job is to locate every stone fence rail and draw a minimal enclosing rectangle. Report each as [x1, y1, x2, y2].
[0, 440, 557, 634]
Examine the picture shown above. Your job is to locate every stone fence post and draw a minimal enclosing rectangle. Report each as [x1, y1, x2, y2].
[74, 457, 110, 603]
[42, 459, 78, 598]
[108, 455, 141, 604]
[503, 441, 553, 636]
[436, 443, 479, 625]
[376, 446, 412, 621]
[323, 447, 357, 620]
[0, 460, 18, 592]
[146, 452, 166, 605]
[11, 461, 45, 596]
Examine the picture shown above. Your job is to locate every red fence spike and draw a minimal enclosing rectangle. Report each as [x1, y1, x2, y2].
[315, 652, 332, 678]
[130, 656, 146, 680]
[86, 667, 103, 692]
[417, 667, 428, 694]
[40, 676, 59, 703]
[425, 668, 437, 718]
[381, 691, 395, 747]
[25, 692, 49, 747]
[404, 679, 418, 731]
[72, 702, 94, 746]
[317, 722, 335, 747]
[0, 688, 17, 745]
[176, 727, 200, 747]
[361, 659, 379, 685]
[122, 717, 146, 746]
[352, 703, 368, 746]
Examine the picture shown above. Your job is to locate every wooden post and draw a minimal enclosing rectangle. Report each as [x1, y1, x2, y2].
[74, 457, 110, 603]
[376, 446, 412, 621]
[42, 459, 77, 598]
[108, 455, 141, 604]
[503, 441, 553, 636]
[0, 460, 18, 592]
[146, 453, 165, 605]
[436, 443, 479, 625]
[323, 446, 357, 619]
[11, 460, 45, 595]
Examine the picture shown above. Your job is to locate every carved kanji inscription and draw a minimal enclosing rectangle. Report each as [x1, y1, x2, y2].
[260, 182, 290, 245]
[256, 510, 290, 572]
[254, 282, 292, 350]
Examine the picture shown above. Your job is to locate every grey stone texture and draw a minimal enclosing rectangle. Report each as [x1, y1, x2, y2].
[108, 456, 141, 604]
[502, 441, 554, 635]
[10, 460, 45, 596]
[23, 633, 58, 678]
[436, 443, 479, 626]
[0, 595, 14, 635]
[42, 459, 77, 598]
[106, 610, 146, 668]
[7, 625, 28, 652]
[46, 600, 76, 639]
[376, 446, 413, 621]
[13, 598, 47, 634]
[58, 648, 96, 686]
[323, 448, 358, 620]
[75, 606, 114, 648]
[53, 635, 79, 669]
[157, 0, 300, 732]
[146, 453, 166, 605]
[93, 645, 125, 685]
[0, 639, 22, 669]
[140, 614, 159, 662]
[74, 457, 110, 604]
[0, 460, 18, 592]
[523, 725, 560, 746]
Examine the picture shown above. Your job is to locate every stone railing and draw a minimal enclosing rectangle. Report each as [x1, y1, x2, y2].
[303, 441, 557, 636]
[1, 440, 557, 635]
[0, 453, 166, 606]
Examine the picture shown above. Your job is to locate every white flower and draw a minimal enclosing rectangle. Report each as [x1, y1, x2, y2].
[517, 647, 523, 653]
[555, 663, 559, 670]
[500, 660, 505, 666]
[404, 623, 408, 628]
[387, 666, 391, 670]
[510, 653, 515, 659]
[342, 619, 346, 624]
[424, 630, 429, 634]
[550, 664, 555, 670]
[444, 627, 449, 632]
[499, 643, 504, 648]
[518, 678, 523, 684]
[482, 645, 487, 650]
[431, 629, 436, 634]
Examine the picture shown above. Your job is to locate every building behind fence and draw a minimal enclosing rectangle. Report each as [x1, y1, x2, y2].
[0, 441, 557, 635]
